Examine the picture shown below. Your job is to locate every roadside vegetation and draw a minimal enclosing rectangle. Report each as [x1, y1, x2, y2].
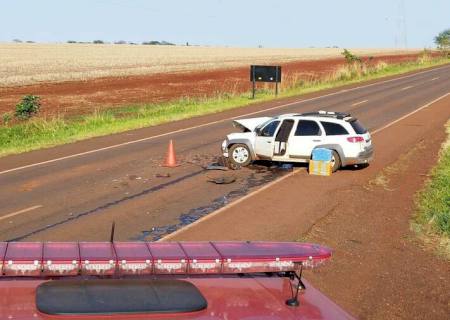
[0, 51, 448, 157]
[413, 122, 450, 258]
[434, 28, 450, 56]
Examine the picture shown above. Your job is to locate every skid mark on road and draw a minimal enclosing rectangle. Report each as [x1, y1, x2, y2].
[7, 170, 204, 241]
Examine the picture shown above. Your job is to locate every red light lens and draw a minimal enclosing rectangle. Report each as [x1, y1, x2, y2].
[79, 242, 116, 275]
[43, 242, 80, 276]
[114, 242, 153, 275]
[3, 242, 43, 276]
[180, 242, 222, 274]
[347, 136, 364, 143]
[212, 242, 331, 273]
[147, 242, 187, 274]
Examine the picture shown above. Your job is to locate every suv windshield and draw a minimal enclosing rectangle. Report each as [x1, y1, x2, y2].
[259, 120, 280, 137]
[349, 119, 368, 134]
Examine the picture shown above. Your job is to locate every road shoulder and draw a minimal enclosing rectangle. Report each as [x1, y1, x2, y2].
[169, 95, 450, 319]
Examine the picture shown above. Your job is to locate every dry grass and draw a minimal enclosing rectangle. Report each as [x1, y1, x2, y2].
[0, 43, 416, 87]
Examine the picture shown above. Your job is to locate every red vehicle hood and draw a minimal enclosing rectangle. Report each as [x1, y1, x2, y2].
[0, 277, 354, 320]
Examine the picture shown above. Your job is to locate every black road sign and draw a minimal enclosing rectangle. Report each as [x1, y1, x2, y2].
[250, 65, 282, 83]
[250, 65, 281, 98]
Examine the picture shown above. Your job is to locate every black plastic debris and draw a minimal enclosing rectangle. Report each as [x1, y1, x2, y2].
[155, 173, 171, 178]
[207, 175, 236, 184]
[205, 164, 229, 171]
[280, 163, 293, 170]
[269, 163, 293, 171]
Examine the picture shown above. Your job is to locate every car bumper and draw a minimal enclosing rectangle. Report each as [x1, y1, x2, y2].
[222, 140, 229, 158]
[344, 146, 374, 166]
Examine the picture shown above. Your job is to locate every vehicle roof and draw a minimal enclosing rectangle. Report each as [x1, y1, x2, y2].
[273, 111, 355, 122]
[0, 277, 354, 320]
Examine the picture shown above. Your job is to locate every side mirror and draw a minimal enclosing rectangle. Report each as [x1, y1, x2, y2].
[255, 128, 261, 135]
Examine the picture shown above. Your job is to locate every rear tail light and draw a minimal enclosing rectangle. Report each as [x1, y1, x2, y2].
[347, 136, 364, 143]
[114, 242, 153, 275]
[79, 242, 116, 275]
[3, 242, 43, 276]
[43, 242, 80, 276]
[147, 242, 187, 274]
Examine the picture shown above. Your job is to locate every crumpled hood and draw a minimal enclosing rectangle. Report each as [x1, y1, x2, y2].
[233, 117, 272, 132]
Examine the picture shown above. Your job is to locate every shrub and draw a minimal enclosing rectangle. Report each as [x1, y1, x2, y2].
[15, 95, 41, 120]
[341, 49, 362, 64]
[93, 40, 104, 44]
[2, 112, 12, 125]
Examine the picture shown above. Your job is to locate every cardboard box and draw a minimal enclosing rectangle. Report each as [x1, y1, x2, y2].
[309, 160, 332, 176]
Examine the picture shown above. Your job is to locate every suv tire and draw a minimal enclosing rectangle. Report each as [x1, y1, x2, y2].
[229, 144, 252, 167]
[331, 150, 341, 172]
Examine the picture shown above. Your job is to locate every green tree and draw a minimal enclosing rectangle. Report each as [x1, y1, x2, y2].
[15, 95, 41, 120]
[341, 49, 361, 64]
[434, 29, 450, 51]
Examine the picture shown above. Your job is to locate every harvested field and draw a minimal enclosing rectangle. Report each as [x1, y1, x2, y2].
[0, 47, 423, 117]
[0, 44, 415, 87]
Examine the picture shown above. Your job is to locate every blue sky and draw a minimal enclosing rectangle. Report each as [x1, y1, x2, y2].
[0, 0, 448, 48]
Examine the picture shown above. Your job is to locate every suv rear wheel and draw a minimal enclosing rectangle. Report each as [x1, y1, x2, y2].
[229, 144, 252, 167]
[331, 150, 341, 172]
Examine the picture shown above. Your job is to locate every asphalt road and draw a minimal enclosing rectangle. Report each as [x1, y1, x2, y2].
[0, 64, 449, 241]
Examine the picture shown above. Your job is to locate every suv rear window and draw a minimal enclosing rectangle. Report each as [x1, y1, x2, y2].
[295, 120, 321, 136]
[320, 122, 349, 135]
[349, 120, 368, 134]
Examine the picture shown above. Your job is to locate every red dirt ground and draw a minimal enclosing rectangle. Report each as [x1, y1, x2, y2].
[168, 96, 450, 319]
[0, 53, 424, 117]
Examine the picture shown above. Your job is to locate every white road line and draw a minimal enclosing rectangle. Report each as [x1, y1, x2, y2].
[0, 205, 43, 222]
[351, 99, 368, 107]
[0, 65, 448, 177]
[400, 85, 414, 91]
[160, 91, 450, 241]
[372, 92, 449, 135]
[429, 77, 439, 81]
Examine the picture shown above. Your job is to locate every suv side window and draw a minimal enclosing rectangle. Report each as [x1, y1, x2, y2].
[320, 121, 349, 135]
[295, 120, 321, 136]
[259, 120, 280, 137]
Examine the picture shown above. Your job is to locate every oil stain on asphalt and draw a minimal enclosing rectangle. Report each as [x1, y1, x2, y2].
[134, 165, 290, 241]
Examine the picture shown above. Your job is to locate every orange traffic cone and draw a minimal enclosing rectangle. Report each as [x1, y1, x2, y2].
[162, 140, 180, 167]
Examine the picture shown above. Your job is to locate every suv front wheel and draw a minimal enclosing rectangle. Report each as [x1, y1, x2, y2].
[229, 144, 252, 167]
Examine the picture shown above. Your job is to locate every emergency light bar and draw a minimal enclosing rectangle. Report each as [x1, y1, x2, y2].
[0, 241, 331, 277]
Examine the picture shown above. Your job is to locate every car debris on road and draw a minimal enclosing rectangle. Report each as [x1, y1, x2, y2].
[207, 175, 236, 184]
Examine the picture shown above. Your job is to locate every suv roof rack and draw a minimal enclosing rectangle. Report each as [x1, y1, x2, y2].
[300, 110, 351, 120]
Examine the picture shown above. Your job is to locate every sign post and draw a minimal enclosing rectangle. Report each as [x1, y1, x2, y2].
[250, 65, 282, 99]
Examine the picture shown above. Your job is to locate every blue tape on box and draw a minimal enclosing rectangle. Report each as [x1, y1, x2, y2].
[312, 148, 332, 161]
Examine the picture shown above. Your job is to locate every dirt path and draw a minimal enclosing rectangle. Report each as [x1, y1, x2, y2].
[0, 53, 423, 117]
[168, 96, 450, 319]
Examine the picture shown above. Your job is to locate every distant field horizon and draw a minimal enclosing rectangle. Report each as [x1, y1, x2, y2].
[0, 43, 419, 87]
